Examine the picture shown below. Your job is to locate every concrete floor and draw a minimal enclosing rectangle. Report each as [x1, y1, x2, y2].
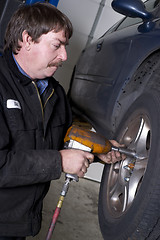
[27, 174, 103, 240]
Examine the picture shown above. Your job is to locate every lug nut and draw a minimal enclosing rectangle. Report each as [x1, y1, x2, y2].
[124, 177, 130, 182]
[124, 165, 130, 171]
[124, 163, 135, 171]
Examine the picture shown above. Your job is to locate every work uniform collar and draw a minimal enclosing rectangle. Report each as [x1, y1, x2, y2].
[12, 52, 49, 95]
[4, 49, 32, 86]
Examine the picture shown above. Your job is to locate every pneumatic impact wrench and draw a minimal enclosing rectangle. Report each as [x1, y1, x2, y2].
[64, 125, 143, 159]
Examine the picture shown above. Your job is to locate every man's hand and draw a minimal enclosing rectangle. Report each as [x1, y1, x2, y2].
[97, 140, 125, 164]
[60, 149, 94, 178]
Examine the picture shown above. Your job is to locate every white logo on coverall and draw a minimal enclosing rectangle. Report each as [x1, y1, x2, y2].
[7, 99, 21, 109]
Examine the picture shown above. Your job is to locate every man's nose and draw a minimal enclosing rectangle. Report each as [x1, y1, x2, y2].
[59, 45, 67, 62]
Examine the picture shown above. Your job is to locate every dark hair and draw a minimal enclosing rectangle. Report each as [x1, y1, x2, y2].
[4, 2, 73, 54]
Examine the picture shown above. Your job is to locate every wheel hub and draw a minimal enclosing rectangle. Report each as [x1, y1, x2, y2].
[107, 115, 150, 217]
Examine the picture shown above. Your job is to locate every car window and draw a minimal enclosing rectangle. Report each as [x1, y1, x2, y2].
[111, 0, 160, 32]
[116, 17, 142, 31]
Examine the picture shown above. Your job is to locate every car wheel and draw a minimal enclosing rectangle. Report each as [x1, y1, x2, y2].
[98, 91, 160, 240]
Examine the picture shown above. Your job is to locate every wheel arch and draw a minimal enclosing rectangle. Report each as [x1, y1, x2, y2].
[111, 48, 160, 135]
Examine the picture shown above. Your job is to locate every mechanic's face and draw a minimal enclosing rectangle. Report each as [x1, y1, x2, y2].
[27, 29, 68, 79]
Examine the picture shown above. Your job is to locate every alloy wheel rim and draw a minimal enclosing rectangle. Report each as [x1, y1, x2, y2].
[107, 114, 150, 217]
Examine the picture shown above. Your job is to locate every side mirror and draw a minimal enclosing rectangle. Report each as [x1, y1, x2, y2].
[112, 0, 153, 21]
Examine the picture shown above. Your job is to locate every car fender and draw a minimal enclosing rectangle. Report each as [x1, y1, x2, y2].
[111, 47, 160, 135]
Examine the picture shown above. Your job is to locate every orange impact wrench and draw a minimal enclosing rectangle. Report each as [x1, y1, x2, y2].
[64, 125, 139, 158]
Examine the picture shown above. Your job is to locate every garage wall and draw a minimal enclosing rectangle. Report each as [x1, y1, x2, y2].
[56, 0, 122, 182]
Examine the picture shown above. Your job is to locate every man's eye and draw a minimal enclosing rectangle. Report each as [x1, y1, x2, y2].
[53, 44, 60, 49]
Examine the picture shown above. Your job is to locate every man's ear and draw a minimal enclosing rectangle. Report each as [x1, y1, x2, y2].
[22, 30, 33, 51]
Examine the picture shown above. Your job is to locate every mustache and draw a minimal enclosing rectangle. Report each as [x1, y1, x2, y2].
[48, 61, 63, 68]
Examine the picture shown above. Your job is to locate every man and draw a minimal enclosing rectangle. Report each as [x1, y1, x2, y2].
[0, 2, 122, 239]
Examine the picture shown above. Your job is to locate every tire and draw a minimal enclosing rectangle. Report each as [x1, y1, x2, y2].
[98, 91, 160, 240]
